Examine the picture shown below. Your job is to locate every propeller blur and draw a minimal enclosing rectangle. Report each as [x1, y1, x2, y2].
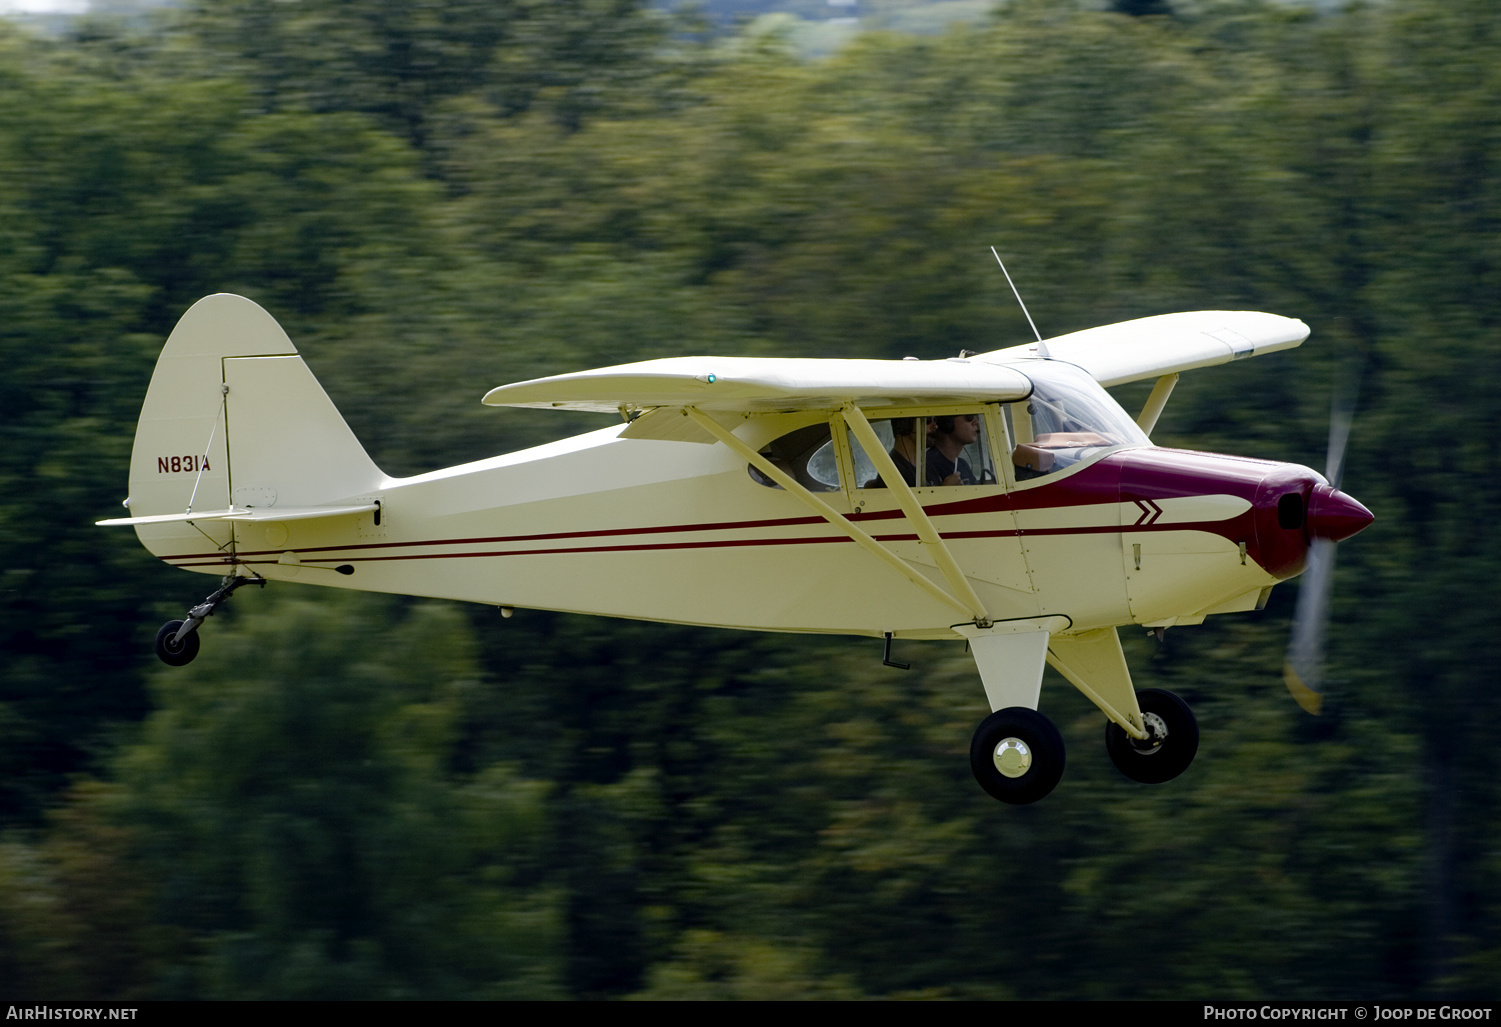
[1283, 365, 1367, 714]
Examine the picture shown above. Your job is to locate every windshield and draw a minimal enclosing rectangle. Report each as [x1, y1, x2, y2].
[1008, 361, 1149, 480]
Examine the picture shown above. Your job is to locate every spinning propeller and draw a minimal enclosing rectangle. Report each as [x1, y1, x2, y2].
[1283, 360, 1367, 714]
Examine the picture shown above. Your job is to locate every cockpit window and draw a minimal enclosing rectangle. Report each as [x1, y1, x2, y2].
[749, 412, 1000, 493]
[851, 414, 996, 488]
[1008, 361, 1149, 481]
[850, 419, 896, 487]
[747, 421, 840, 492]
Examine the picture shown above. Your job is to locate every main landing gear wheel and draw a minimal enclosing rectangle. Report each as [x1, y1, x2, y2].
[1105, 687, 1199, 784]
[155, 620, 201, 667]
[969, 707, 1066, 805]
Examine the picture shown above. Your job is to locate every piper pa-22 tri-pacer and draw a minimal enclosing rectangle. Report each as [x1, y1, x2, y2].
[100, 294, 1372, 804]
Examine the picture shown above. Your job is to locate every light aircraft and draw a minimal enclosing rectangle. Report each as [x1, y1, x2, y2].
[99, 294, 1372, 804]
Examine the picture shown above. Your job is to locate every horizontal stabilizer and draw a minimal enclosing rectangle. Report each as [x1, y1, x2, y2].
[98, 501, 379, 527]
[482, 356, 1034, 414]
[978, 311, 1309, 387]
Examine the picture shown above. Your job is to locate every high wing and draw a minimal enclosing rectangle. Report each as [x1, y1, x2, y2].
[481, 356, 1035, 413]
[975, 311, 1309, 387]
[481, 312, 1305, 418]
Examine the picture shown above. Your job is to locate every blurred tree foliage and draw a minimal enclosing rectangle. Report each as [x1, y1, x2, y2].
[2, 0, 1500, 1000]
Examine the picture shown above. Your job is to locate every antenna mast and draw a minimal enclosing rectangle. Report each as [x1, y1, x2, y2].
[990, 246, 1047, 357]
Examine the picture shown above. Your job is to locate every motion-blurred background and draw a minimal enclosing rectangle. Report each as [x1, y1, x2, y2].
[1, 0, 1496, 1000]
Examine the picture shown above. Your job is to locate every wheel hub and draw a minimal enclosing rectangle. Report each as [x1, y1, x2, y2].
[992, 737, 1033, 778]
[1130, 711, 1168, 755]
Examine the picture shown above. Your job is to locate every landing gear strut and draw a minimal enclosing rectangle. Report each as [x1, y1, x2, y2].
[154, 573, 265, 666]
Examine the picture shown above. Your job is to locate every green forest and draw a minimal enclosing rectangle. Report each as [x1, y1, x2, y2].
[2, 0, 1499, 1000]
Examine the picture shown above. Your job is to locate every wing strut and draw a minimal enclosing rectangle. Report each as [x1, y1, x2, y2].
[1136, 373, 1179, 437]
[839, 403, 992, 627]
[682, 407, 977, 620]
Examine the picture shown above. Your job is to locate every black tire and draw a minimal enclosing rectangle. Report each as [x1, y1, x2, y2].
[155, 620, 200, 667]
[969, 707, 1066, 805]
[1106, 687, 1198, 784]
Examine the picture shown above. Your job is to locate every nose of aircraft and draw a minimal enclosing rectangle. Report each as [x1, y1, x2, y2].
[1306, 484, 1374, 543]
[1249, 466, 1374, 579]
[1112, 449, 1373, 581]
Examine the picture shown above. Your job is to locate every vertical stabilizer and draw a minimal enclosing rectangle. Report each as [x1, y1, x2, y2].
[124, 294, 384, 563]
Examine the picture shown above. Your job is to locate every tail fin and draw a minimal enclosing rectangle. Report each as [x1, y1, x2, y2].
[116, 294, 384, 563]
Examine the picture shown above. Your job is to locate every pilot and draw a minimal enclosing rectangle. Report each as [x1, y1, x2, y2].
[928, 414, 979, 485]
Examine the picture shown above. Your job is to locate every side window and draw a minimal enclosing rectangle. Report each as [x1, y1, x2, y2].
[925, 412, 996, 486]
[853, 412, 997, 489]
[748, 410, 1003, 493]
[1004, 402, 1046, 480]
[849, 418, 898, 488]
[1006, 398, 1111, 481]
[748, 422, 840, 492]
[1004, 362, 1148, 483]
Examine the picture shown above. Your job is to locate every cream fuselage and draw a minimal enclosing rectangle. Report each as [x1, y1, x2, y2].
[142, 414, 1312, 642]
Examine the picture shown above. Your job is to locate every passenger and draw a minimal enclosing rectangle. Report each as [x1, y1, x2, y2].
[871, 417, 944, 488]
[928, 414, 979, 485]
[885, 417, 920, 486]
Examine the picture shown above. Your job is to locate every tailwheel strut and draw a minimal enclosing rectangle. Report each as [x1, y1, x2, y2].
[154, 572, 265, 666]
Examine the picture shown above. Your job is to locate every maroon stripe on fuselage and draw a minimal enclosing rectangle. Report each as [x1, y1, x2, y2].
[160, 452, 1136, 562]
[165, 518, 1253, 571]
[159, 448, 1316, 577]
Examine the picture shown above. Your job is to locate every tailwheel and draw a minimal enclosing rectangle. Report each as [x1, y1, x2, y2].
[1105, 687, 1199, 784]
[151, 573, 265, 667]
[155, 620, 201, 667]
[969, 707, 1066, 805]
